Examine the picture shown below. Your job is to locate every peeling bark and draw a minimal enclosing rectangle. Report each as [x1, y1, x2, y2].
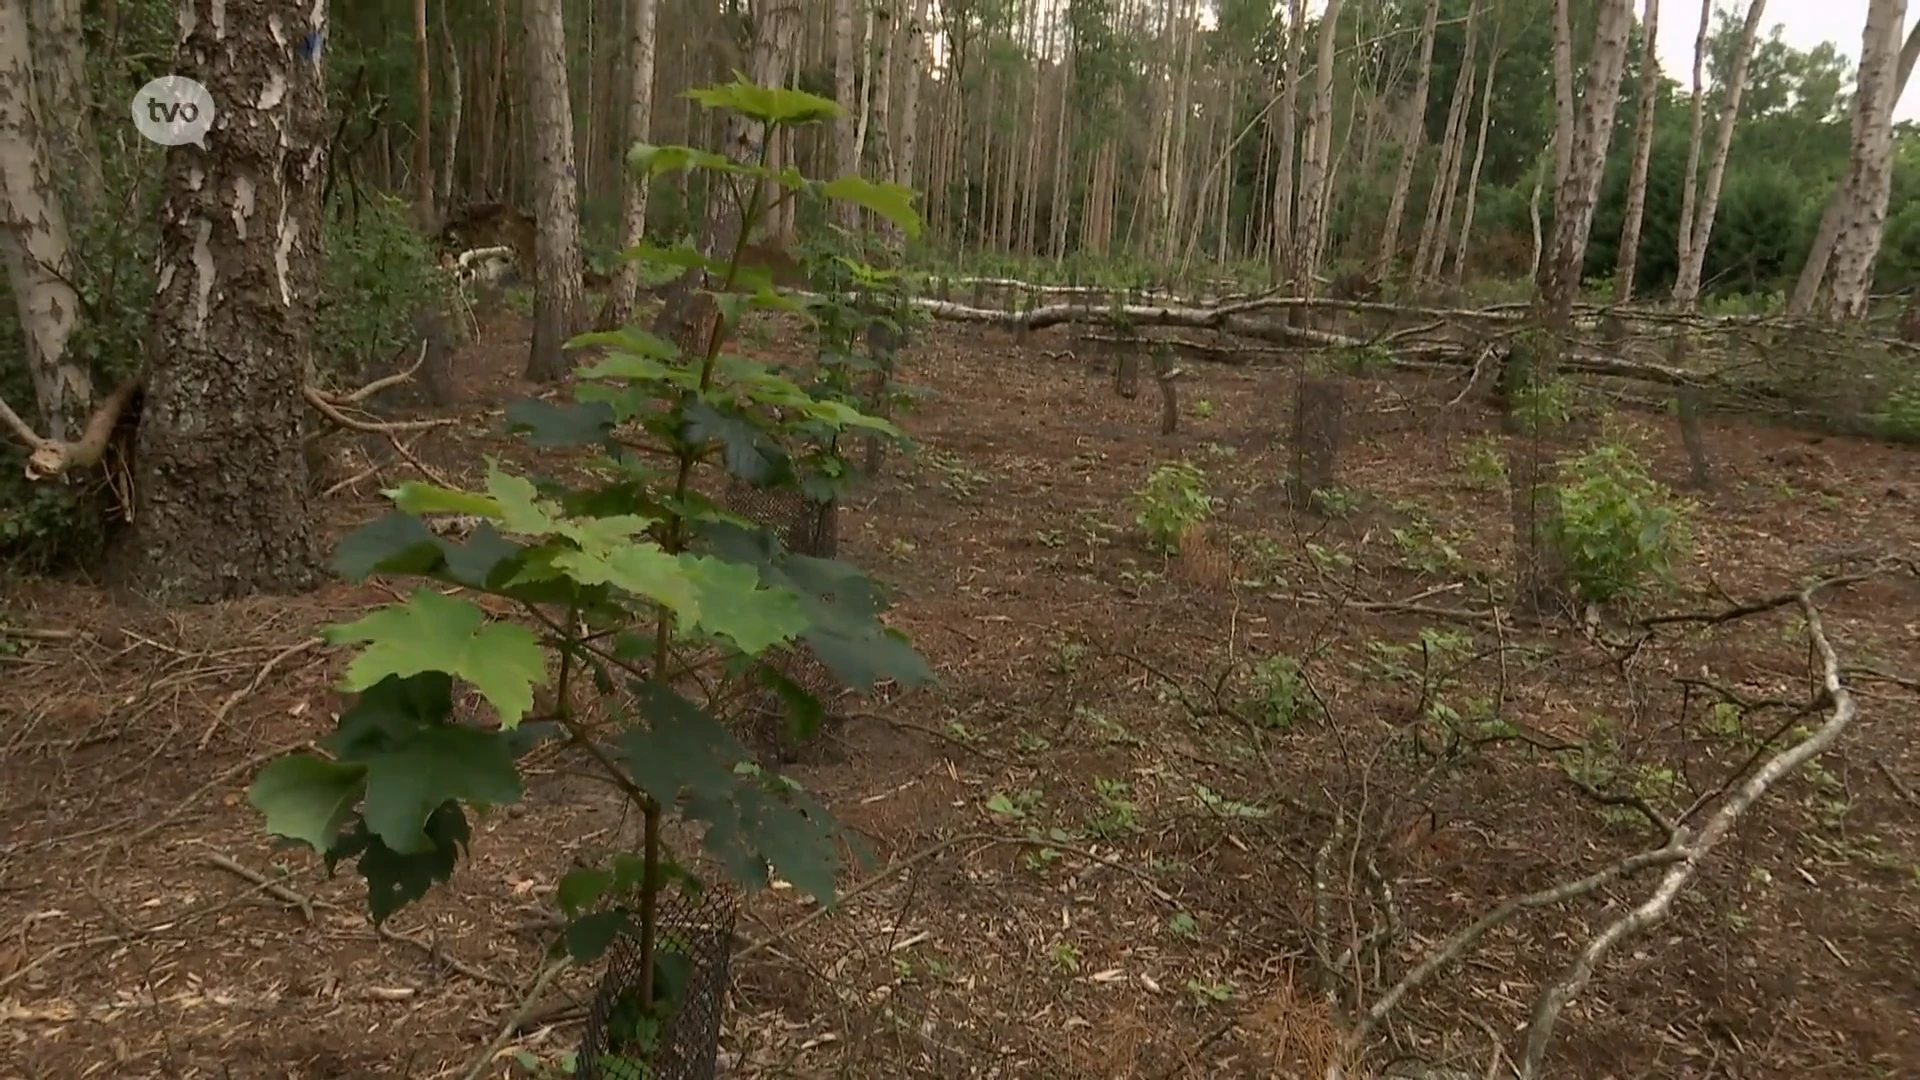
[1820, 0, 1907, 318]
[1671, 0, 1766, 310]
[26, 0, 99, 212]
[119, 0, 332, 601]
[0, 0, 91, 442]
[1540, 0, 1635, 329]
[1377, 0, 1439, 278]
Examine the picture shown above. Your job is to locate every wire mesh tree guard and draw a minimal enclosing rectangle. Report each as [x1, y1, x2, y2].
[578, 886, 740, 1080]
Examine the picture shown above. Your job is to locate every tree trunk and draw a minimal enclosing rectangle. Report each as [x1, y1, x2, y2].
[1550, 0, 1574, 190]
[522, 0, 585, 380]
[25, 0, 98, 213]
[1450, 45, 1502, 286]
[1414, 0, 1477, 289]
[1377, 0, 1440, 278]
[1291, 0, 1342, 294]
[120, 0, 330, 601]
[898, 0, 923, 200]
[1539, 0, 1635, 329]
[0, 0, 90, 440]
[1270, 0, 1301, 283]
[1820, 0, 1907, 318]
[437, 0, 463, 211]
[600, 0, 658, 329]
[832, 0, 856, 227]
[650, 0, 804, 353]
[1613, 0, 1660, 302]
[480, 0, 507, 196]
[413, 0, 434, 221]
[1671, 0, 1766, 310]
[1673, 0, 1710, 293]
[1789, 14, 1920, 314]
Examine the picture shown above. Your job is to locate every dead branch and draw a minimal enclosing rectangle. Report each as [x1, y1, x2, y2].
[0, 379, 140, 480]
[1513, 584, 1863, 1079]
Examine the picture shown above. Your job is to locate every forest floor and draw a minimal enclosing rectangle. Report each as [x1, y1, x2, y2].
[2, 308, 1918, 1080]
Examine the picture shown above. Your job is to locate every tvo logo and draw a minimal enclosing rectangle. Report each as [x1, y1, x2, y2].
[131, 76, 216, 147]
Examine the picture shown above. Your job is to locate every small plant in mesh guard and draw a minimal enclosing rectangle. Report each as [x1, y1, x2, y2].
[246, 77, 931, 1080]
[1549, 440, 1694, 603]
[1133, 461, 1213, 554]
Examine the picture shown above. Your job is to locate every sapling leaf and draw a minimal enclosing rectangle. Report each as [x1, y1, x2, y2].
[249, 754, 366, 851]
[361, 725, 523, 854]
[505, 397, 616, 447]
[327, 588, 547, 727]
[819, 176, 922, 237]
[556, 867, 614, 915]
[687, 76, 842, 125]
[564, 909, 633, 962]
[386, 482, 505, 519]
[676, 554, 807, 653]
[320, 671, 455, 760]
[331, 805, 471, 924]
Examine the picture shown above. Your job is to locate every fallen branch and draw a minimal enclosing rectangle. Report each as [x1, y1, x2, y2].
[0, 379, 140, 480]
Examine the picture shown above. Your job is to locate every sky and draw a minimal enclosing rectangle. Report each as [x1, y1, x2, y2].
[1651, 1, 1920, 120]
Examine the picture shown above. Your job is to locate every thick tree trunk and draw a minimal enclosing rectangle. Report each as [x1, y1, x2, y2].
[600, 0, 659, 329]
[1820, 0, 1907, 318]
[1671, 0, 1766, 310]
[0, 0, 90, 441]
[479, 0, 507, 196]
[1790, 14, 1920, 315]
[523, 0, 585, 380]
[1377, 0, 1440, 278]
[120, 0, 330, 601]
[1614, 0, 1660, 302]
[898, 0, 923, 200]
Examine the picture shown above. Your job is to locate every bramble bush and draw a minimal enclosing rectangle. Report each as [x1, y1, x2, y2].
[248, 78, 930, 1069]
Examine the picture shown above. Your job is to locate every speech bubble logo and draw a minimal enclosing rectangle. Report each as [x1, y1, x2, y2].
[131, 76, 216, 148]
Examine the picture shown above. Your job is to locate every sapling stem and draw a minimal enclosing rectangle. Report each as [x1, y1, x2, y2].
[635, 119, 778, 1020]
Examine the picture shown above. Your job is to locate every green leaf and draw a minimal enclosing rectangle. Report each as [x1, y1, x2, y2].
[320, 671, 455, 760]
[626, 142, 740, 177]
[619, 682, 751, 808]
[759, 664, 825, 742]
[570, 326, 682, 360]
[327, 588, 547, 727]
[330, 512, 525, 590]
[505, 398, 617, 447]
[362, 725, 524, 854]
[686, 76, 842, 125]
[565, 910, 632, 962]
[386, 482, 505, 519]
[556, 867, 614, 916]
[677, 554, 806, 653]
[682, 401, 789, 484]
[249, 754, 367, 851]
[819, 175, 922, 238]
[551, 543, 700, 619]
[328, 805, 471, 924]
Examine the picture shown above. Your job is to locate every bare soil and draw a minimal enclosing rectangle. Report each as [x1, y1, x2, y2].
[3, 311, 1917, 1080]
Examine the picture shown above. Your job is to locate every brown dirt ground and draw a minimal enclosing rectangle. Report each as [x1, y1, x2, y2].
[3, 309, 1918, 1080]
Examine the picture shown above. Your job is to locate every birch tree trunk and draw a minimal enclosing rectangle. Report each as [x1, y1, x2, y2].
[1271, 0, 1301, 283]
[1820, 0, 1907, 318]
[1291, 0, 1343, 294]
[120, 0, 330, 600]
[1673, 0, 1710, 292]
[0, 0, 89, 441]
[1789, 16, 1920, 314]
[1540, 0, 1635, 328]
[1450, 45, 1502, 286]
[1671, 0, 1766, 309]
[523, 0, 585, 380]
[25, 0, 97, 213]
[1613, 0, 1660, 302]
[1377, 0, 1440, 278]
[1414, 0, 1477, 289]
[898, 0, 924, 199]
[600, 0, 658, 329]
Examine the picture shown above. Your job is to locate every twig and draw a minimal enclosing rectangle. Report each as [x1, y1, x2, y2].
[202, 851, 321, 922]
[197, 637, 323, 749]
[458, 957, 572, 1080]
[377, 924, 515, 987]
[304, 384, 457, 433]
[0, 625, 84, 642]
